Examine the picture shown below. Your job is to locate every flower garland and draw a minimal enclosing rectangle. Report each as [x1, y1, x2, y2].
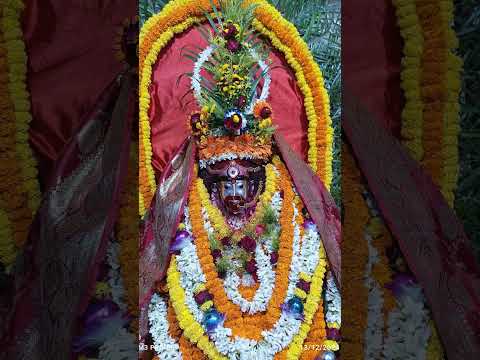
[393, 0, 424, 162]
[166, 257, 228, 360]
[157, 159, 331, 359]
[164, 233, 327, 359]
[393, 0, 462, 206]
[148, 294, 184, 358]
[382, 285, 431, 360]
[0, 0, 40, 267]
[340, 145, 370, 359]
[196, 160, 278, 239]
[117, 144, 139, 320]
[139, 15, 203, 215]
[189, 160, 296, 339]
[139, 0, 334, 216]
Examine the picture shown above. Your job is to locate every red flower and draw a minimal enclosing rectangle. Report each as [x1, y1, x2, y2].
[194, 290, 213, 304]
[296, 279, 310, 292]
[212, 249, 222, 261]
[255, 224, 266, 236]
[236, 96, 247, 109]
[221, 237, 231, 247]
[240, 236, 256, 253]
[260, 106, 272, 119]
[270, 251, 279, 264]
[245, 259, 257, 274]
[226, 39, 241, 53]
[223, 24, 238, 39]
[326, 327, 341, 341]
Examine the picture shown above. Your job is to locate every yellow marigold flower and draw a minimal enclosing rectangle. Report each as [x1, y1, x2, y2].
[323, 340, 340, 351]
[294, 288, 307, 299]
[194, 283, 206, 294]
[200, 300, 214, 311]
[327, 322, 341, 329]
[299, 272, 312, 282]
[95, 282, 110, 297]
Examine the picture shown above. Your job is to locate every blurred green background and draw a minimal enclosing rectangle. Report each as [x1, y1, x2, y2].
[454, 0, 480, 259]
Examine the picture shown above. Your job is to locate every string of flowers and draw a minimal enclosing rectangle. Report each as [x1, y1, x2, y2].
[166, 201, 327, 358]
[188, 160, 298, 340]
[392, 0, 424, 162]
[0, 0, 40, 267]
[116, 144, 139, 321]
[139, 0, 334, 215]
[167, 257, 228, 360]
[139, 15, 203, 215]
[340, 145, 370, 359]
[148, 294, 183, 358]
[393, 0, 462, 206]
[286, 254, 328, 359]
[249, 2, 333, 187]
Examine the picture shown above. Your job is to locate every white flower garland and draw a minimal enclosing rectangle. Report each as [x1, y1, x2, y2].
[363, 231, 386, 360]
[325, 271, 341, 326]
[223, 242, 275, 314]
[362, 190, 433, 359]
[382, 285, 431, 360]
[98, 327, 137, 360]
[148, 294, 183, 359]
[106, 239, 127, 311]
[149, 184, 325, 359]
[199, 152, 259, 169]
[192, 45, 216, 104]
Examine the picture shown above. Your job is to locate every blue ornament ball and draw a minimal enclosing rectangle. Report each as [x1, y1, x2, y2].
[202, 309, 223, 331]
[287, 296, 304, 314]
[321, 351, 336, 360]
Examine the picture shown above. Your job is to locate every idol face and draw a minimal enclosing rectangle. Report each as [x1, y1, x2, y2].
[219, 179, 248, 215]
[202, 159, 265, 218]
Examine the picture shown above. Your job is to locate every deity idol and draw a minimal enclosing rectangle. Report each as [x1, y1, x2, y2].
[139, 2, 341, 359]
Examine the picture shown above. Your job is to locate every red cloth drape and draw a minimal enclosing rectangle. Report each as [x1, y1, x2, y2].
[149, 24, 310, 176]
[23, 0, 136, 186]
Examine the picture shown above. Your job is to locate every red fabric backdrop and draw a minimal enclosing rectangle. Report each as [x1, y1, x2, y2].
[148, 23, 310, 176]
[23, 0, 136, 186]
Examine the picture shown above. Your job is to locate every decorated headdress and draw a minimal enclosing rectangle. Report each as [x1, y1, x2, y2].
[185, 1, 276, 168]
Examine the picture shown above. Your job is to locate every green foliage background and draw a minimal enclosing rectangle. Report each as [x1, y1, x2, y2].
[454, 0, 480, 258]
[139, 0, 342, 204]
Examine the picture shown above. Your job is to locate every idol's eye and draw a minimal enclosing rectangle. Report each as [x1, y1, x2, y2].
[236, 181, 244, 189]
[224, 182, 232, 189]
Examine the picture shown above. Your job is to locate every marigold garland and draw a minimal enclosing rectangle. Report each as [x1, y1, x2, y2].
[167, 257, 228, 360]
[189, 158, 297, 340]
[116, 144, 139, 320]
[139, 15, 203, 215]
[340, 145, 370, 359]
[139, 0, 334, 216]
[393, 0, 462, 206]
[0, 0, 40, 267]
[286, 255, 328, 359]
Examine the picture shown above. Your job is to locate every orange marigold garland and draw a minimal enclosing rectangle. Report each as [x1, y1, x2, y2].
[0, 0, 40, 267]
[394, 0, 462, 206]
[188, 159, 297, 340]
[116, 143, 139, 320]
[340, 144, 369, 359]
